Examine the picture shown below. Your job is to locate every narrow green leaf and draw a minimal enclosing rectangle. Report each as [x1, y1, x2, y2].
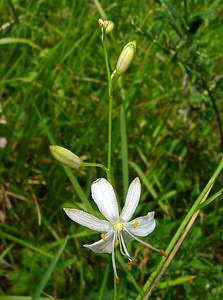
[199, 188, 223, 209]
[93, 0, 107, 19]
[0, 37, 41, 50]
[158, 275, 195, 289]
[129, 161, 158, 199]
[0, 231, 52, 258]
[32, 236, 68, 300]
[0, 244, 14, 262]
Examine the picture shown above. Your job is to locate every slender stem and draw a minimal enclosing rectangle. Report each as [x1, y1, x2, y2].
[118, 78, 129, 195]
[113, 276, 118, 300]
[82, 162, 109, 177]
[108, 78, 113, 182]
[101, 31, 113, 182]
[82, 162, 108, 171]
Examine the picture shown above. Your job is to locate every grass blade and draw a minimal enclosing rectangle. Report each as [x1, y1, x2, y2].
[0, 37, 41, 50]
[129, 161, 157, 199]
[0, 231, 52, 258]
[32, 236, 68, 300]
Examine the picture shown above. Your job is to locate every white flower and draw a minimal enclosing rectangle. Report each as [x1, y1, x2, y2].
[64, 177, 165, 278]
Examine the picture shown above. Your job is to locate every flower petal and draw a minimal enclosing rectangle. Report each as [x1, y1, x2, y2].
[84, 232, 114, 254]
[91, 178, 119, 222]
[120, 177, 141, 222]
[63, 208, 110, 232]
[126, 212, 155, 237]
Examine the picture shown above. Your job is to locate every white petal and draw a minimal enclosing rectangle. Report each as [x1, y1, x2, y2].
[120, 177, 141, 222]
[91, 178, 119, 222]
[126, 212, 156, 237]
[63, 208, 110, 232]
[84, 232, 114, 254]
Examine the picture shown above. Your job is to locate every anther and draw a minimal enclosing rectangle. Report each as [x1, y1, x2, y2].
[160, 249, 167, 257]
[115, 240, 120, 248]
[132, 221, 139, 228]
[101, 233, 107, 241]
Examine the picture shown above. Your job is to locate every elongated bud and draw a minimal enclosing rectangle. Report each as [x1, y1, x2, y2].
[50, 145, 82, 169]
[98, 18, 114, 34]
[115, 40, 136, 75]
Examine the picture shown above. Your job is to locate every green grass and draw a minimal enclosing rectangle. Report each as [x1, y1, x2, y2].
[1, 0, 223, 299]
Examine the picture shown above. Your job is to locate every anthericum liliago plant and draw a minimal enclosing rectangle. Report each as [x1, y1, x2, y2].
[50, 19, 166, 280]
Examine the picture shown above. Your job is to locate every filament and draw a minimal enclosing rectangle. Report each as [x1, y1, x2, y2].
[120, 233, 132, 261]
[112, 232, 118, 278]
[125, 228, 160, 254]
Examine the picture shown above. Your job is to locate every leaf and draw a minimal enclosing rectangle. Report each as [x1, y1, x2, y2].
[0, 37, 41, 50]
[32, 236, 68, 300]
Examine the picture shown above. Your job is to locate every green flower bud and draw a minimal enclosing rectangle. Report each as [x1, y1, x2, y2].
[98, 18, 114, 34]
[115, 40, 136, 75]
[50, 145, 82, 169]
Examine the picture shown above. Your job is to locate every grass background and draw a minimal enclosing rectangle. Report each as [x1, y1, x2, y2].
[0, 0, 223, 299]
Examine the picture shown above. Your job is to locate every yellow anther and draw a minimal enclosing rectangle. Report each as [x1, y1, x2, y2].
[115, 240, 120, 248]
[101, 233, 107, 241]
[113, 222, 124, 232]
[132, 221, 139, 229]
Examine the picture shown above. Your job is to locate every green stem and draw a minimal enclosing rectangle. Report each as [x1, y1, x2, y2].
[136, 158, 223, 300]
[118, 78, 129, 195]
[82, 162, 109, 177]
[113, 276, 118, 300]
[101, 32, 113, 182]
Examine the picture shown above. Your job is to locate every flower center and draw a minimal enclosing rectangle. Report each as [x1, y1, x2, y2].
[113, 221, 124, 232]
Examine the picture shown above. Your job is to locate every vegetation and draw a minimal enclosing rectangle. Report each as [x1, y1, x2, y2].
[1, 0, 223, 299]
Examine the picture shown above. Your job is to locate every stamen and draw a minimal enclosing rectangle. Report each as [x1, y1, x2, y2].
[117, 232, 126, 256]
[125, 228, 160, 254]
[112, 233, 118, 279]
[132, 221, 140, 228]
[120, 233, 132, 261]
[101, 233, 107, 241]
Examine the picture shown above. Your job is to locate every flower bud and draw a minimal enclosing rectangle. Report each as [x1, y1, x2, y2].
[115, 40, 136, 75]
[50, 145, 82, 169]
[98, 18, 114, 34]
